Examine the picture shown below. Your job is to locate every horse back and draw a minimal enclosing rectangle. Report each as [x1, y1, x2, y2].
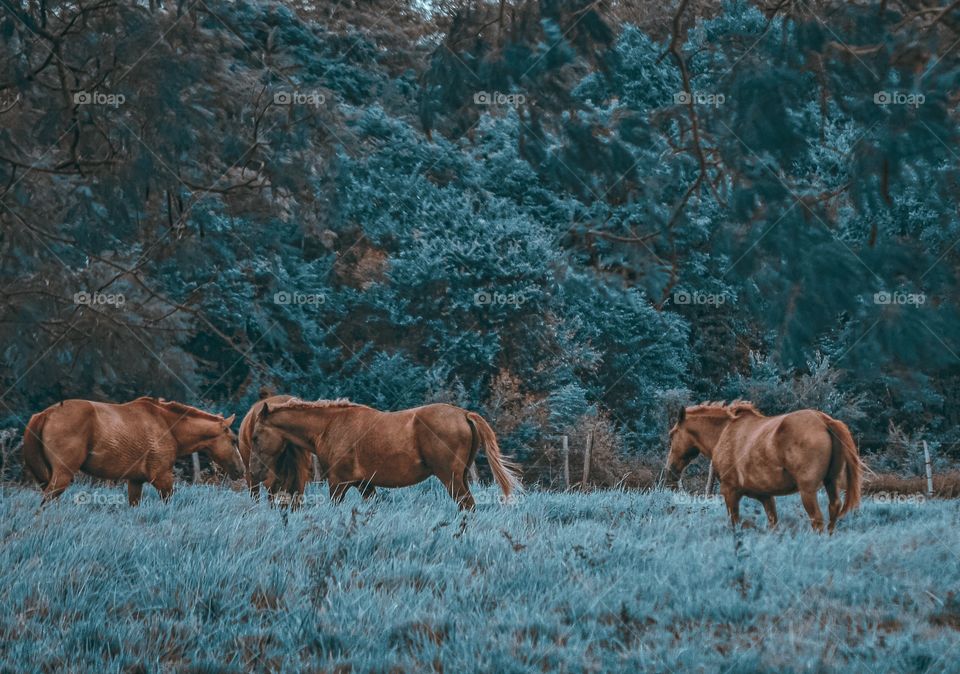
[405, 404, 472, 437]
[44, 399, 171, 468]
[718, 409, 834, 493]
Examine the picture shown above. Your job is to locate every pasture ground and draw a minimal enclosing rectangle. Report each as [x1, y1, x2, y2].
[1, 483, 958, 672]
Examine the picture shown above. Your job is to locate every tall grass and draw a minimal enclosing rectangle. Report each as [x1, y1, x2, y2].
[0, 483, 957, 672]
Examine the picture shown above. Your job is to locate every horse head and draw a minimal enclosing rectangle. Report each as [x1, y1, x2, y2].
[248, 402, 286, 484]
[205, 414, 244, 480]
[664, 406, 701, 489]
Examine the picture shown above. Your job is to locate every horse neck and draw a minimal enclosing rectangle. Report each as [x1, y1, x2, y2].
[155, 410, 219, 455]
[687, 414, 733, 458]
[268, 409, 330, 451]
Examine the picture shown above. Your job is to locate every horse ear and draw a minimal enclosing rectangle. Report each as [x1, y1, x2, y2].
[677, 406, 686, 423]
[223, 413, 236, 428]
[257, 402, 270, 422]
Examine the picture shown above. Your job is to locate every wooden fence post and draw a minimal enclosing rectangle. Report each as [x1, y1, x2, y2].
[922, 440, 934, 497]
[192, 453, 201, 483]
[704, 462, 715, 496]
[582, 427, 594, 490]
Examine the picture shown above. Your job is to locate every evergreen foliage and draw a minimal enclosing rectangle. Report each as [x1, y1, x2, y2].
[2, 0, 959, 465]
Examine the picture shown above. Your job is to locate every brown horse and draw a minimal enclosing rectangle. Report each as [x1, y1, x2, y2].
[23, 397, 244, 505]
[239, 394, 313, 508]
[665, 401, 862, 532]
[249, 399, 521, 509]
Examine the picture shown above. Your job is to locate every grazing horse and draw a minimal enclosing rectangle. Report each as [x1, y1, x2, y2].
[23, 397, 244, 505]
[249, 398, 521, 509]
[665, 402, 862, 532]
[239, 394, 313, 508]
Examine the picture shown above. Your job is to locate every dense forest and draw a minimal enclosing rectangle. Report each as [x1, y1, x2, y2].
[2, 0, 959, 480]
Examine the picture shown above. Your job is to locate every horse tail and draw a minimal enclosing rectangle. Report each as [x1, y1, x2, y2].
[23, 410, 52, 488]
[466, 415, 480, 477]
[822, 414, 862, 516]
[465, 412, 523, 499]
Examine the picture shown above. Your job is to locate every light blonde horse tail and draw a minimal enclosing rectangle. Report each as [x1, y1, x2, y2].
[465, 412, 523, 499]
[23, 410, 52, 488]
[822, 414, 862, 516]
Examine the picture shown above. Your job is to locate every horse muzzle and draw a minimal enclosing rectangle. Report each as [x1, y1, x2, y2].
[224, 462, 245, 480]
[663, 466, 682, 490]
[248, 456, 272, 485]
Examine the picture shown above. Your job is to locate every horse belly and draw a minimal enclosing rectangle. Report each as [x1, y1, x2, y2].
[355, 440, 432, 487]
[361, 451, 432, 487]
[81, 433, 159, 481]
[740, 457, 797, 493]
[721, 428, 798, 495]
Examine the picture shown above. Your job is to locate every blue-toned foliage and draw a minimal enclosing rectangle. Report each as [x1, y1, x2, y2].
[2, 0, 960, 465]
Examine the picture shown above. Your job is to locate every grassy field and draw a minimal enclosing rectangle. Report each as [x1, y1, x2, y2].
[1, 482, 958, 673]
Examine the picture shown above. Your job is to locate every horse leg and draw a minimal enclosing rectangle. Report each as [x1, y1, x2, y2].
[287, 472, 309, 511]
[440, 473, 475, 511]
[267, 478, 285, 508]
[152, 472, 174, 502]
[41, 467, 75, 505]
[127, 480, 145, 506]
[825, 479, 841, 534]
[799, 487, 825, 532]
[720, 484, 742, 527]
[758, 495, 778, 529]
[328, 480, 350, 504]
[358, 482, 377, 500]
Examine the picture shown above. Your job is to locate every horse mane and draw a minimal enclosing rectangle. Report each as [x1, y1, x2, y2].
[687, 400, 764, 418]
[268, 397, 370, 412]
[132, 396, 226, 421]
